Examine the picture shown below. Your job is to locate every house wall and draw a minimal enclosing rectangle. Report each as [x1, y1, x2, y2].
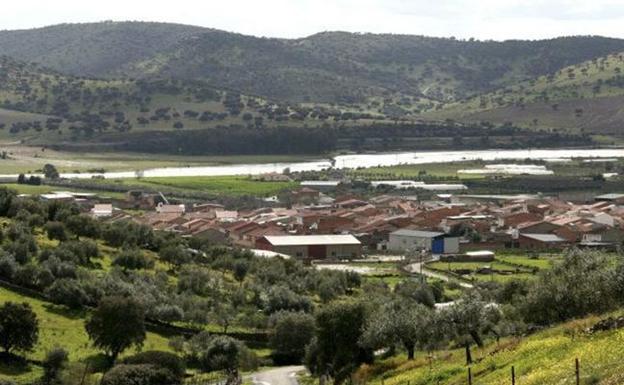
[388, 234, 432, 252]
[518, 236, 567, 250]
[443, 237, 460, 254]
[270, 244, 361, 259]
[602, 228, 624, 243]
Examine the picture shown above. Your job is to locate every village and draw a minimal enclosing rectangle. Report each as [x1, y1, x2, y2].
[31, 178, 624, 263]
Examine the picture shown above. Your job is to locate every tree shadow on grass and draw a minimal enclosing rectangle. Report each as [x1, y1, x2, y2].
[42, 303, 88, 320]
[83, 353, 112, 373]
[0, 352, 33, 377]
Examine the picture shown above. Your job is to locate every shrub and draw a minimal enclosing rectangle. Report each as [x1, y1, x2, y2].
[100, 364, 179, 385]
[122, 351, 185, 379]
[113, 249, 154, 270]
[45, 279, 93, 309]
[269, 311, 315, 364]
[0, 254, 17, 280]
[45, 221, 68, 242]
[42, 347, 69, 383]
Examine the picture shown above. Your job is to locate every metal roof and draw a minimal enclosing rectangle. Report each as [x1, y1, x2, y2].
[521, 233, 566, 242]
[263, 234, 361, 246]
[390, 229, 445, 238]
[301, 181, 341, 186]
[595, 193, 624, 200]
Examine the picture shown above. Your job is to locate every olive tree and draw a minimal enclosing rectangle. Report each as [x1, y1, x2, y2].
[361, 299, 436, 360]
[85, 296, 146, 363]
[0, 302, 39, 355]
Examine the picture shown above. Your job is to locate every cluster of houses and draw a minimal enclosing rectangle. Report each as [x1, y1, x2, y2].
[131, 189, 624, 259]
[33, 188, 624, 261]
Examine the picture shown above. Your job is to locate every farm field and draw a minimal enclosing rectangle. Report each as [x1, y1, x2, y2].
[90, 175, 299, 197]
[426, 254, 560, 283]
[0, 145, 319, 175]
[346, 158, 624, 181]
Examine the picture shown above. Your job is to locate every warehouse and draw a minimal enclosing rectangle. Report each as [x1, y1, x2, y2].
[388, 229, 459, 254]
[255, 234, 362, 259]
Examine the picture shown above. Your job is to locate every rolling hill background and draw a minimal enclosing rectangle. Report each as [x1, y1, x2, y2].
[1, 21, 624, 154]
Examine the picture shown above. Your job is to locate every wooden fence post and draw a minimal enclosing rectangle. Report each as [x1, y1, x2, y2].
[575, 358, 580, 385]
[511, 366, 515, 385]
[468, 367, 472, 385]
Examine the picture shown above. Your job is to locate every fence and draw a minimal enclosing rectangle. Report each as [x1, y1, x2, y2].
[373, 357, 623, 385]
[465, 361, 578, 385]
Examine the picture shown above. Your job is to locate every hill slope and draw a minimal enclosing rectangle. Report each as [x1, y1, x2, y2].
[3, 22, 624, 103]
[356, 313, 624, 385]
[430, 52, 624, 136]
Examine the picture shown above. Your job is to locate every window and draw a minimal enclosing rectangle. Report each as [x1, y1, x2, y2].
[296, 252, 303, 257]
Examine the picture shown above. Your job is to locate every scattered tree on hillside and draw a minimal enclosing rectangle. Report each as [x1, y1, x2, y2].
[269, 311, 315, 364]
[85, 296, 146, 364]
[42, 164, 59, 179]
[0, 301, 39, 356]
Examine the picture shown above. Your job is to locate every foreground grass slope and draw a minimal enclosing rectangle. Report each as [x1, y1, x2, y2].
[0, 286, 172, 384]
[358, 313, 624, 385]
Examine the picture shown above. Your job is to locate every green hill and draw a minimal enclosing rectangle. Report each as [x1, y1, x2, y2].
[2, 23, 624, 153]
[3, 22, 624, 103]
[429, 52, 624, 136]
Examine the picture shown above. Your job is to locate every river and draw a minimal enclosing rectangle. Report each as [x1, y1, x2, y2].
[4, 148, 624, 179]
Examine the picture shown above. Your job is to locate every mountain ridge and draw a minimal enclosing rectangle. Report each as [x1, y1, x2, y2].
[3, 22, 624, 103]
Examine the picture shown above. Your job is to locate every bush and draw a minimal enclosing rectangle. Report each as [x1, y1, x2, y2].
[0, 254, 17, 280]
[264, 286, 313, 314]
[41, 257, 77, 279]
[520, 250, 618, 325]
[45, 221, 68, 242]
[151, 304, 184, 323]
[122, 351, 185, 379]
[42, 347, 69, 383]
[45, 279, 93, 309]
[269, 311, 315, 364]
[112, 249, 154, 270]
[197, 335, 241, 374]
[100, 364, 180, 385]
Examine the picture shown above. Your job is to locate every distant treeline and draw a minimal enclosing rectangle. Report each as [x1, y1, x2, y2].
[54, 122, 593, 155]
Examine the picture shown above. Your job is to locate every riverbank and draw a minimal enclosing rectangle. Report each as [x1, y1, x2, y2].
[1, 147, 622, 179]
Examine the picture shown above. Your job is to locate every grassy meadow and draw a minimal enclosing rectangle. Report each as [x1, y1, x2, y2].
[426, 253, 560, 284]
[0, 287, 172, 384]
[353, 312, 624, 385]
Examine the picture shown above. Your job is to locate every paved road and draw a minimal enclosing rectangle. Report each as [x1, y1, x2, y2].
[404, 261, 474, 289]
[250, 366, 305, 385]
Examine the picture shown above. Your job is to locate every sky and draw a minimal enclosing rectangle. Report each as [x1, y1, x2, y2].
[2, 0, 624, 40]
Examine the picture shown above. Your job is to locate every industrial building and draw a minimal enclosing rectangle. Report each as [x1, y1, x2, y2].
[255, 234, 362, 259]
[388, 229, 459, 254]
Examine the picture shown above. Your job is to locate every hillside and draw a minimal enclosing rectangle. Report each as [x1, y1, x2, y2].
[430, 52, 624, 137]
[1, 22, 624, 154]
[2, 22, 624, 103]
[1, 55, 590, 155]
[354, 313, 624, 385]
